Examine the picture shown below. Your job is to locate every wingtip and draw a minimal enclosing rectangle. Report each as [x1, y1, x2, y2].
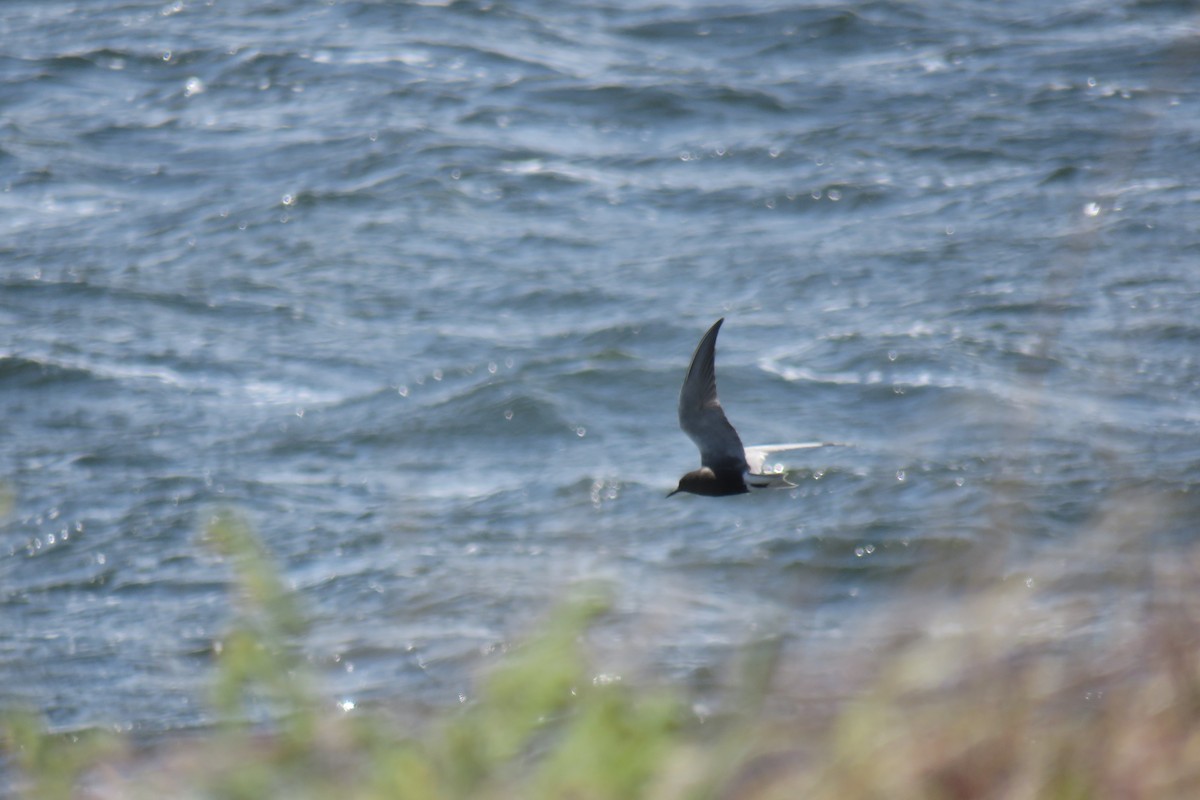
[701, 317, 726, 349]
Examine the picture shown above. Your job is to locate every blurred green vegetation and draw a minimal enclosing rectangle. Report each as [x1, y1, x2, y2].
[4, 506, 1200, 799]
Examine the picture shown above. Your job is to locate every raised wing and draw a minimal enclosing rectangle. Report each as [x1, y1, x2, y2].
[678, 318, 748, 472]
[744, 442, 845, 475]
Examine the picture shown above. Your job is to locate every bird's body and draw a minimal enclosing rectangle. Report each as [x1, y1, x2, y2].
[669, 318, 834, 498]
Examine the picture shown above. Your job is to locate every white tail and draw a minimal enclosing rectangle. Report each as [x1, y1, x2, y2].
[744, 442, 844, 475]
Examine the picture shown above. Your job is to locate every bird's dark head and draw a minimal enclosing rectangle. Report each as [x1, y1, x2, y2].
[667, 467, 727, 498]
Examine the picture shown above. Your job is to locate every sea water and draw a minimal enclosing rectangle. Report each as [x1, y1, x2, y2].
[2, 0, 1199, 740]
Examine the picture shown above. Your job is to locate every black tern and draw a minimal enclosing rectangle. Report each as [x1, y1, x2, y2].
[669, 318, 833, 497]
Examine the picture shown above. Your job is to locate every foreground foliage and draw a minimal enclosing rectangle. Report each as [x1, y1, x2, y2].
[4, 504, 1200, 799]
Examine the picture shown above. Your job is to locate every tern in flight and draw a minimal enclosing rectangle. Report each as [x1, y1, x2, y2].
[669, 318, 837, 497]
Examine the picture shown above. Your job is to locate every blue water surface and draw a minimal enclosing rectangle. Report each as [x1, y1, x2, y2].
[2, 0, 1199, 740]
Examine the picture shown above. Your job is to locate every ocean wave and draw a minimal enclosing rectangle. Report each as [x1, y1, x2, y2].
[0, 355, 99, 388]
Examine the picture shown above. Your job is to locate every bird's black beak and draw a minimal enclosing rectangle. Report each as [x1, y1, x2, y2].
[666, 488, 681, 498]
